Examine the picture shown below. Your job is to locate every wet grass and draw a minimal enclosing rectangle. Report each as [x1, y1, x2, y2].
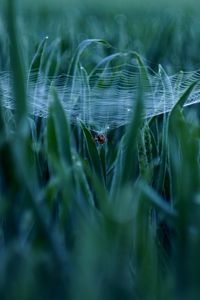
[0, 1, 200, 299]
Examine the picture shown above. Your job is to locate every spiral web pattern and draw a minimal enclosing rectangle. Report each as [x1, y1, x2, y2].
[0, 63, 200, 130]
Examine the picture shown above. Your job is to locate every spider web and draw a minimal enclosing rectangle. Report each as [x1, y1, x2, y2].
[1, 63, 200, 130]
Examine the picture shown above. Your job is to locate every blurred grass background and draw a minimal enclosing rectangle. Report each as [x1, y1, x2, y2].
[1, 0, 200, 300]
[1, 0, 200, 72]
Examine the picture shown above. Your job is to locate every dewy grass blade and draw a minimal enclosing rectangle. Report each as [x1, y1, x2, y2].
[79, 65, 90, 126]
[174, 70, 184, 98]
[131, 51, 152, 91]
[45, 38, 61, 78]
[117, 53, 148, 187]
[50, 86, 73, 166]
[110, 84, 144, 196]
[28, 36, 49, 80]
[169, 80, 198, 118]
[120, 87, 143, 186]
[154, 65, 170, 193]
[159, 64, 175, 105]
[7, 0, 27, 129]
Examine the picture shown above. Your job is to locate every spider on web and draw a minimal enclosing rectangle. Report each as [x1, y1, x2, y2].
[91, 126, 109, 145]
[94, 133, 107, 145]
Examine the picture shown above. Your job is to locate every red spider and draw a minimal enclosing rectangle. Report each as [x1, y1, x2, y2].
[94, 133, 107, 145]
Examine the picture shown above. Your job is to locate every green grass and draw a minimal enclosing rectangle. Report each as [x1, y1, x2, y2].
[1, 1, 200, 299]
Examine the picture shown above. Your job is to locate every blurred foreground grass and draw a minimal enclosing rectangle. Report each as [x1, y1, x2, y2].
[1, 1, 200, 300]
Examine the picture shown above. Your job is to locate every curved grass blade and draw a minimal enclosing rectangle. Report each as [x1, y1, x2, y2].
[131, 51, 151, 90]
[62, 39, 111, 101]
[28, 36, 49, 82]
[68, 39, 111, 76]
[169, 80, 198, 118]
[88, 52, 123, 87]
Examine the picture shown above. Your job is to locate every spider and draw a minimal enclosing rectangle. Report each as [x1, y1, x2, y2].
[94, 133, 107, 145]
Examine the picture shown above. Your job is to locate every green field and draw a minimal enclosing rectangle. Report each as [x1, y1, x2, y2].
[1, 1, 200, 299]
